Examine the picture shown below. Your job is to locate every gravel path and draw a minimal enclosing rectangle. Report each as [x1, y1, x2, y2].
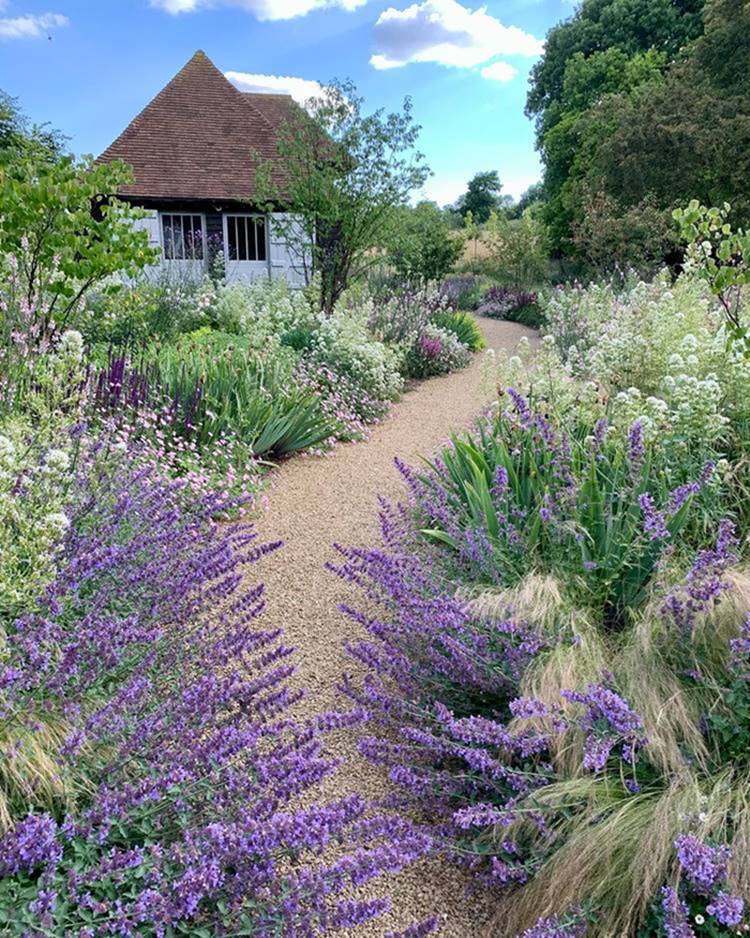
[253, 318, 538, 937]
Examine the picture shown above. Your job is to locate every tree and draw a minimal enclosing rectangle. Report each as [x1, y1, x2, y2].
[255, 80, 429, 313]
[457, 171, 502, 224]
[0, 88, 65, 158]
[481, 210, 550, 287]
[526, 0, 708, 256]
[0, 147, 157, 335]
[387, 201, 463, 282]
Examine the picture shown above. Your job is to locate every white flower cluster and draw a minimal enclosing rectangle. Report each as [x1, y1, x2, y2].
[213, 278, 315, 349]
[314, 305, 403, 403]
[540, 272, 749, 449]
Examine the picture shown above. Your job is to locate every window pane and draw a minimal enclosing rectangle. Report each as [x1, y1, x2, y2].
[161, 213, 203, 261]
[255, 218, 266, 262]
[225, 216, 266, 262]
[162, 214, 174, 260]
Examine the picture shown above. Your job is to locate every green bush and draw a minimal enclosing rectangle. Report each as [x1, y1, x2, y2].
[431, 309, 486, 351]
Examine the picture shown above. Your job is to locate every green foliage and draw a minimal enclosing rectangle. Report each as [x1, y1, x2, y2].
[84, 274, 215, 347]
[479, 210, 550, 287]
[255, 80, 429, 313]
[0, 151, 156, 331]
[431, 310, 486, 351]
[673, 200, 750, 352]
[525, 0, 750, 264]
[388, 201, 463, 282]
[420, 410, 695, 628]
[145, 333, 338, 458]
[457, 170, 502, 224]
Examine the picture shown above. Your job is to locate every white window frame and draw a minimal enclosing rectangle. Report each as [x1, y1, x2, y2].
[223, 213, 269, 264]
[160, 212, 207, 262]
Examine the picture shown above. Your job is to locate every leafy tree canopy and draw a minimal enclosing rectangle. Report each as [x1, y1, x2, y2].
[255, 79, 429, 313]
[387, 201, 463, 283]
[457, 170, 503, 224]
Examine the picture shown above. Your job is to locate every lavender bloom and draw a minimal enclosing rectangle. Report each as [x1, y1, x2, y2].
[661, 886, 696, 938]
[0, 450, 430, 935]
[663, 520, 739, 634]
[385, 917, 439, 938]
[518, 912, 588, 937]
[627, 420, 646, 477]
[730, 613, 750, 670]
[706, 890, 744, 926]
[0, 813, 61, 875]
[675, 835, 731, 895]
[561, 683, 646, 773]
[592, 418, 609, 452]
[639, 492, 669, 541]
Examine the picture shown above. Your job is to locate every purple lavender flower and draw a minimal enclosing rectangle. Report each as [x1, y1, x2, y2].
[663, 520, 739, 634]
[675, 834, 731, 895]
[0, 813, 61, 876]
[706, 890, 744, 926]
[639, 492, 669, 540]
[561, 683, 646, 773]
[627, 420, 645, 477]
[661, 886, 696, 938]
[518, 911, 587, 937]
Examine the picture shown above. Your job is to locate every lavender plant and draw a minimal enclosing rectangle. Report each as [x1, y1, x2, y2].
[0, 447, 431, 934]
[411, 392, 704, 629]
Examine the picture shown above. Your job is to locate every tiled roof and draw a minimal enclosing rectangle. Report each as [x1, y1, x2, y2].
[98, 50, 291, 202]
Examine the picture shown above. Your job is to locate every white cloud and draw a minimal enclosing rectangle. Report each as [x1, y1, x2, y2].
[150, 0, 366, 20]
[371, 0, 543, 73]
[0, 11, 68, 39]
[480, 60, 517, 83]
[225, 70, 324, 105]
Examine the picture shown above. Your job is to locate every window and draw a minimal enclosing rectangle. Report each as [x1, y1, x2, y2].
[161, 213, 205, 261]
[226, 214, 267, 262]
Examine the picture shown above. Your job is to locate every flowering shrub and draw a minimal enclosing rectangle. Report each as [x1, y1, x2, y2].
[477, 285, 540, 326]
[410, 391, 707, 628]
[211, 276, 317, 348]
[401, 324, 472, 379]
[310, 304, 404, 405]
[431, 309, 486, 352]
[366, 284, 450, 345]
[439, 274, 483, 311]
[542, 274, 750, 455]
[84, 273, 216, 346]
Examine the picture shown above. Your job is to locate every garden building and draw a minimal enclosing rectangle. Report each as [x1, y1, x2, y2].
[98, 49, 308, 285]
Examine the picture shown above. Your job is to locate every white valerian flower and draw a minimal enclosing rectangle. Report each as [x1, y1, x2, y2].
[57, 329, 84, 364]
[41, 511, 71, 539]
[0, 434, 15, 467]
[43, 448, 70, 477]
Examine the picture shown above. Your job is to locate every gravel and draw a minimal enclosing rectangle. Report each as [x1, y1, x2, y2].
[252, 318, 539, 936]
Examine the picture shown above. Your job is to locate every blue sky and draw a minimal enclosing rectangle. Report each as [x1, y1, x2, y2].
[0, 0, 571, 205]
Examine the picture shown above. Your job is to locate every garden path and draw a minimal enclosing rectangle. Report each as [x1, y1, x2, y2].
[253, 317, 539, 937]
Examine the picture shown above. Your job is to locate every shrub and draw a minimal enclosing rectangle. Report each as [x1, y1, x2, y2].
[365, 284, 449, 345]
[477, 285, 540, 326]
[310, 304, 404, 406]
[388, 202, 464, 283]
[439, 274, 483, 311]
[0, 152, 155, 333]
[211, 277, 316, 348]
[431, 310, 486, 352]
[401, 324, 472, 379]
[334, 444, 750, 936]
[84, 273, 216, 346]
